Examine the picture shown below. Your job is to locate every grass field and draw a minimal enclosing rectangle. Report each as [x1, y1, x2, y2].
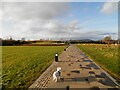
[77, 44, 119, 79]
[2, 46, 65, 88]
[31, 42, 55, 44]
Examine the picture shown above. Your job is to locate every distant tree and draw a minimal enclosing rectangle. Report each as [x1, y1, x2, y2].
[0, 38, 2, 46]
[21, 37, 25, 41]
[9, 36, 13, 41]
[102, 36, 112, 44]
[0, 38, 2, 41]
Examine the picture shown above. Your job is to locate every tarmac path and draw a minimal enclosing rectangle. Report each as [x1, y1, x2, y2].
[29, 45, 120, 90]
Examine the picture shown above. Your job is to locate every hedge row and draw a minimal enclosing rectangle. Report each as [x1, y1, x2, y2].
[21, 44, 66, 46]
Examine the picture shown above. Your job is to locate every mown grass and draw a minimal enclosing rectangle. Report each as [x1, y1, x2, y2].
[2, 46, 65, 88]
[77, 44, 119, 78]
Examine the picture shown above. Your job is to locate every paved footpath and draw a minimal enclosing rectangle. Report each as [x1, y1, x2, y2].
[29, 45, 120, 90]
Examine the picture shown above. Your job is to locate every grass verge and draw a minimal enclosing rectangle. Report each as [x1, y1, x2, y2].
[2, 46, 65, 88]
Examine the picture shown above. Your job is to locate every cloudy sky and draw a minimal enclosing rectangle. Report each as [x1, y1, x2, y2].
[0, 2, 118, 40]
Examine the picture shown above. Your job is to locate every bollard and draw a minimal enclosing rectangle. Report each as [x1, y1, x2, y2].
[66, 86, 69, 90]
[64, 47, 66, 51]
[55, 53, 58, 62]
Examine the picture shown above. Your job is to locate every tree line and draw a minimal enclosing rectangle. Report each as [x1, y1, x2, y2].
[0, 36, 119, 46]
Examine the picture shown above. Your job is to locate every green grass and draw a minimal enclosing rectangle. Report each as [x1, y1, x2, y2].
[77, 44, 119, 78]
[2, 46, 65, 88]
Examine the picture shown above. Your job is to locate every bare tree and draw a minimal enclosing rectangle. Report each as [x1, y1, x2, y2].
[21, 37, 25, 41]
[102, 36, 112, 44]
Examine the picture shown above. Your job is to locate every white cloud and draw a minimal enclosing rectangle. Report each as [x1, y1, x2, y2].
[26, 19, 115, 40]
[69, 20, 79, 25]
[1, 2, 71, 39]
[67, 14, 75, 17]
[29, 20, 81, 35]
[101, 2, 118, 14]
[1, 2, 118, 40]
[0, 10, 2, 21]
[2, 2, 70, 21]
[45, 22, 60, 30]
[1, 2, 83, 40]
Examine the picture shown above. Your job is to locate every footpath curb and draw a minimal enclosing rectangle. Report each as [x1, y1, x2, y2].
[28, 61, 58, 89]
[77, 46, 120, 88]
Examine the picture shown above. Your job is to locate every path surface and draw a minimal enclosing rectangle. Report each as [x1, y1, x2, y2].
[29, 45, 119, 89]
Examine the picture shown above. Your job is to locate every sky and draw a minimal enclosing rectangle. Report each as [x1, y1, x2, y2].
[0, 1, 118, 40]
